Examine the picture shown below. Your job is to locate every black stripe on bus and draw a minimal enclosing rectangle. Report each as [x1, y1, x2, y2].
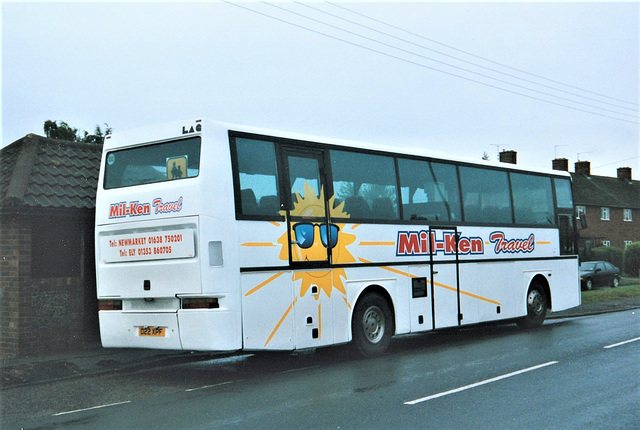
[239, 255, 578, 273]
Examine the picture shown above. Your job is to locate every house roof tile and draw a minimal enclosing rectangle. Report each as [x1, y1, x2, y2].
[571, 173, 640, 209]
[1, 134, 102, 210]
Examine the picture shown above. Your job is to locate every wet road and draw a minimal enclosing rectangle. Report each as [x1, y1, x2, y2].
[3, 310, 639, 429]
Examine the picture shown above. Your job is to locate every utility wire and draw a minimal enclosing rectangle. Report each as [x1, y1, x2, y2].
[224, 1, 639, 125]
[593, 155, 640, 169]
[299, 1, 637, 114]
[267, 1, 637, 120]
[326, 1, 639, 108]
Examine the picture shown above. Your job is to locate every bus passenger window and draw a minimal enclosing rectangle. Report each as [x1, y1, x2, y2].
[234, 138, 281, 218]
[398, 158, 461, 222]
[510, 173, 554, 225]
[460, 166, 512, 224]
[330, 150, 399, 221]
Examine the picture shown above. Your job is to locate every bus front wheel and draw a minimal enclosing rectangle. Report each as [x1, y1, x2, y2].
[517, 283, 547, 329]
[352, 292, 394, 357]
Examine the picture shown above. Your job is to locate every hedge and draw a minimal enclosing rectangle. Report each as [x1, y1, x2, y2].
[588, 246, 624, 269]
[624, 242, 640, 277]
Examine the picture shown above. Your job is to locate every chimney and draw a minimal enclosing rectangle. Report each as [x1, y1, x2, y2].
[575, 160, 591, 175]
[499, 150, 517, 164]
[617, 167, 632, 181]
[552, 158, 569, 172]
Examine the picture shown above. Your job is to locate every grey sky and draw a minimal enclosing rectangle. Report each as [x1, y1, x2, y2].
[2, 1, 638, 178]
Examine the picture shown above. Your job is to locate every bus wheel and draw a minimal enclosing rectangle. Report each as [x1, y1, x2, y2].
[517, 282, 547, 329]
[352, 293, 394, 357]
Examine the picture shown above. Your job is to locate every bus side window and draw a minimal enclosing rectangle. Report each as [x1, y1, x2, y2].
[460, 166, 513, 225]
[398, 158, 460, 222]
[234, 138, 281, 218]
[330, 150, 399, 221]
[511, 173, 554, 225]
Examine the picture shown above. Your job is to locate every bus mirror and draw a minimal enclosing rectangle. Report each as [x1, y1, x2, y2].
[578, 216, 587, 230]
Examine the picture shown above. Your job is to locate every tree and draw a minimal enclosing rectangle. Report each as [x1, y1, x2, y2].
[43, 120, 112, 144]
[44, 120, 79, 142]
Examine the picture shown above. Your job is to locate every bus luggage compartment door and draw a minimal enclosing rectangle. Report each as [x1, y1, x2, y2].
[429, 226, 462, 329]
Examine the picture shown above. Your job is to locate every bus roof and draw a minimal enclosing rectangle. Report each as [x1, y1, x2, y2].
[104, 118, 572, 179]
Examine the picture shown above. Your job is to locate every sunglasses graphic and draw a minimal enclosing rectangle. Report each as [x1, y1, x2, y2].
[292, 223, 340, 249]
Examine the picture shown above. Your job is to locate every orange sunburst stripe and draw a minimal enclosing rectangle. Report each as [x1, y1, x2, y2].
[536, 241, 551, 245]
[241, 242, 276, 247]
[358, 258, 501, 306]
[264, 297, 297, 347]
[342, 296, 352, 309]
[433, 281, 501, 306]
[245, 272, 284, 296]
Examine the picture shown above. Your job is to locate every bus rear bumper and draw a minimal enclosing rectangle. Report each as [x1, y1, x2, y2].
[99, 309, 241, 351]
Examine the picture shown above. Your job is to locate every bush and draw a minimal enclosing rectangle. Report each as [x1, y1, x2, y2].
[624, 242, 640, 277]
[589, 246, 624, 269]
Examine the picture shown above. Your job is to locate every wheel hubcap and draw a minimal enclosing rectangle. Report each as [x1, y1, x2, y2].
[528, 290, 544, 317]
[362, 306, 385, 343]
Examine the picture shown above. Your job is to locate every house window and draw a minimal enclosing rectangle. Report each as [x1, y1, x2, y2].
[624, 240, 633, 249]
[623, 209, 632, 222]
[576, 205, 586, 219]
[601, 207, 610, 221]
[602, 240, 611, 247]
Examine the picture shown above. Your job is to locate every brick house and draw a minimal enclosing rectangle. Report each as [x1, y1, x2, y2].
[0, 134, 102, 357]
[552, 158, 639, 253]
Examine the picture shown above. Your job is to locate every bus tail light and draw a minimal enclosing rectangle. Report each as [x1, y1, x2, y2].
[181, 298, 219, 309]
[98, 300, 123, 311]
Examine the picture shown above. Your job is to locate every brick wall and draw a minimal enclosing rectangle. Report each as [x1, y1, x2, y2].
[578, 206, 640, 250]
[0, 214, 31, 357]
[0, 212, 99, 358]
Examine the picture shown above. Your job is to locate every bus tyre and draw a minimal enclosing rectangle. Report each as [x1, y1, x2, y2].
[352, 293, 394, 358]
[517, 283, 547, 329]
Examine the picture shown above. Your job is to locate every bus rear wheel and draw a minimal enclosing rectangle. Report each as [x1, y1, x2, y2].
[517, 282, 547, 329]
[352, 292, 394, 357]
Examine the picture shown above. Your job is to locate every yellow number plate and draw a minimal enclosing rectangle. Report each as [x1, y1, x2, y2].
[138, 326, 166, 337]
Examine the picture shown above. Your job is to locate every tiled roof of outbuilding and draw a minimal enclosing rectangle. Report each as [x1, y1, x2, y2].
[571, 173, 640, 209]
[0, 134, 102, 210]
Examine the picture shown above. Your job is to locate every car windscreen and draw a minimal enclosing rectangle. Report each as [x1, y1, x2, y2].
[104, 137, 201, 189]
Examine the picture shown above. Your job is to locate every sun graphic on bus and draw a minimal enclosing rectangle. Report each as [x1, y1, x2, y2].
[276, 182, 356, 299]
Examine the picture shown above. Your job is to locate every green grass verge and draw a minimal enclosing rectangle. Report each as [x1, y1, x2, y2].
[581, 282, 640, 304]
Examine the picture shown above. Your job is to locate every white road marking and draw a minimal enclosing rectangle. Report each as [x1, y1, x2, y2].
[279, 365, 321, 374]
[604, 336, 640, 349]
[53, 401, 132, 416]
[185, 380, 236, 392]
[405, 361, 558, 405]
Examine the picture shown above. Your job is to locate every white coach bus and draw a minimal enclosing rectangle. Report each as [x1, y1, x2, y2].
[95, 119, 580, 356]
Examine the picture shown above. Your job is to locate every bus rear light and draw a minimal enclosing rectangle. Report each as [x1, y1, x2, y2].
[99, 300, 123, 311]
[181, 298, 219, 309]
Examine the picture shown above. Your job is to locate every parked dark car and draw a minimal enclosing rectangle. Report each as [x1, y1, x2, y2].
[579, 261, 621, 290]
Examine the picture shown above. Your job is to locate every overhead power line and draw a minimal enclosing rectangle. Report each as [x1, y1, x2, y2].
[224, 1, 639, 125]
[299, 1, 637, 114]
[593, 155, 640, 169]
[287, 1, 638, 119]
[325, 1, 639, 108]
